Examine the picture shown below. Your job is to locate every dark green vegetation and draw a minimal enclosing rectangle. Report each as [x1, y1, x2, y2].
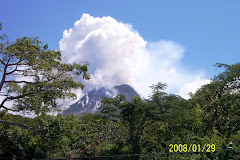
[0, 22, 239, 159]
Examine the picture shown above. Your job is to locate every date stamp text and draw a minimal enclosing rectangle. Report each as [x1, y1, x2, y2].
[169, 144, 215, 153]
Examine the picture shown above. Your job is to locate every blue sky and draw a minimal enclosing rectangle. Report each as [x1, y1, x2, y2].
[1, 0, 240, 99]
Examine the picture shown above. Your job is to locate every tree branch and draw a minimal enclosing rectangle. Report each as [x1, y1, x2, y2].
[5, 71, 67, 84]
[6, 56, 11, 65]
[0, 104, 19, 112]
[8, 59, 24, 66]
[0, 63, 7, 91]
[4, 80, 36, 84]
[0, 92, 36, 107]
[6, 65, 21, 75]
[17, 99, 50, 112]
[0, 58, 6, 65]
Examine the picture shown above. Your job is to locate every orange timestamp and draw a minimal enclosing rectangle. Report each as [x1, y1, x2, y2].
[169, 144, 215, 153]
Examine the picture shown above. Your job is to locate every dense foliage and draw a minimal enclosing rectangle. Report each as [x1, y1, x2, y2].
[0, 22, 89, 115]
[0, 23, 239, 159]
[1, 63, 239, 159]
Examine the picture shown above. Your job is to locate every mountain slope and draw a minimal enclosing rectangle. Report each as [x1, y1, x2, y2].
[62, 84, 139, 116]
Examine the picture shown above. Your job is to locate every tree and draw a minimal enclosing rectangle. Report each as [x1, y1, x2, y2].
[149, 82, 167, 103]
[99, 83, 186, 158]
[191, 63, 240, 138]
[190, 63, 240, 159]
[0, 22, 90, 125]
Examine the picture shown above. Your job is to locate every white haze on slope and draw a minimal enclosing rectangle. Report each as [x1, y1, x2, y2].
[59, 13, 210, 101]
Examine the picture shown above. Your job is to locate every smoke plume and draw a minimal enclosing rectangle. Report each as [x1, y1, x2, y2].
[59, 14, 210, 100]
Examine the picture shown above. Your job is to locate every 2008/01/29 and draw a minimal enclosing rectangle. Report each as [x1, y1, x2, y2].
[169, 144, 215, 152]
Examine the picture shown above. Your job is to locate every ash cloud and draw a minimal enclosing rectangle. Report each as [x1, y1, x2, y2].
[59, 14, 210, 100]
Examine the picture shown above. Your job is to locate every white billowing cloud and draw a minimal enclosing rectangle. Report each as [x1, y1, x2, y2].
[59, 13, 209, 100]
[179, 76, 211, 99]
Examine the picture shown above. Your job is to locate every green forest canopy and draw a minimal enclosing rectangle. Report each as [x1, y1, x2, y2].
[0, 22, 239, 159]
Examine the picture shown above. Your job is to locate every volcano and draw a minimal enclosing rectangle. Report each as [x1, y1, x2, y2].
[62, 84, 139, 116]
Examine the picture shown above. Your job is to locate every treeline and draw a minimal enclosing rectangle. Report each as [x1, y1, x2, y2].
[0, 22, 239, 159]
[0, 63, 239, 159]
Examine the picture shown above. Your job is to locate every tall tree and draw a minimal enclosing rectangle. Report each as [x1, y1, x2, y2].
[99, 82, 186, 158]
[0, 22, 90, 118]
[100, 95, 156, 159]
[191, 63, 240, 138]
